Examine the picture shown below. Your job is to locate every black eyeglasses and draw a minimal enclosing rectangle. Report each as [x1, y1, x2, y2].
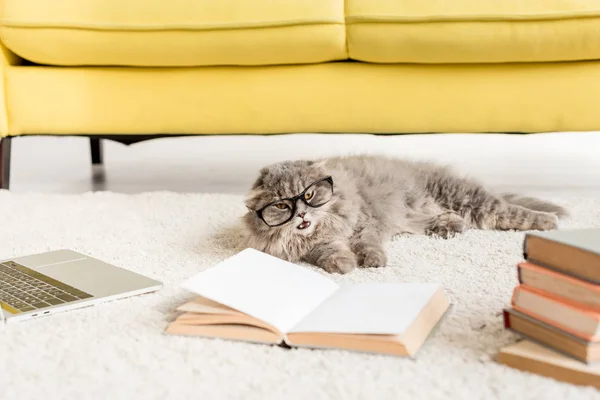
[251, 176, 334, 227]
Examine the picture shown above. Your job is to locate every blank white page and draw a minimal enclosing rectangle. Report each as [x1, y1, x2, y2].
[288, 283, 442, 334]
[181, 248, 339, 333]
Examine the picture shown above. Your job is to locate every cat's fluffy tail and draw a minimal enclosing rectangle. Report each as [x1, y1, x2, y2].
[500, 193, 569, 219]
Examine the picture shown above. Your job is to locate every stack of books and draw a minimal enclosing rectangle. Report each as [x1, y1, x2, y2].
[498, 228, 600, 388]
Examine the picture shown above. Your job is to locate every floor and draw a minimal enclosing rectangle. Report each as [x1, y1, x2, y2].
[4, 134, 600, 399]
[3, 178, 599, 400]
[8, 132, 600, 195]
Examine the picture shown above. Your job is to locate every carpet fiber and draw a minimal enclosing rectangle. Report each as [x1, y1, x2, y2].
[1, 191, 599, 399]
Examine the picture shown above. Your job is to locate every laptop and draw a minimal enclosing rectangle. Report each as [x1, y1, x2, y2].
[0, 249, 162, 323]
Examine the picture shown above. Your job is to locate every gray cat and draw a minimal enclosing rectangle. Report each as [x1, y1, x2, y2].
[242, 155, 567, 274]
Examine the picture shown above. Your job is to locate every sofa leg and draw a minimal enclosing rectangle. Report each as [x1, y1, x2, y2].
[90, 138, 103, 165]
[0, 137, 12, 190]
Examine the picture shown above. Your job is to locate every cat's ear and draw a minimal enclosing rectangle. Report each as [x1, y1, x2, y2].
[310, 160, 327, 170]
[244, 190, 260, 210]
[246, 166, 271, 209]
[250, 167, 270, 189]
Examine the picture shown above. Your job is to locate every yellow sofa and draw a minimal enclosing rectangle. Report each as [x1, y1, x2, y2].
[2, 0, 600, 189]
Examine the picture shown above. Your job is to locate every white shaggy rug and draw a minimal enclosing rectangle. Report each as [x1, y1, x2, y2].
[1, 191, 599, 400]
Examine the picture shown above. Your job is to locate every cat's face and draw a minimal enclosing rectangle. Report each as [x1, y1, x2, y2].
[244, 160, 334, 240]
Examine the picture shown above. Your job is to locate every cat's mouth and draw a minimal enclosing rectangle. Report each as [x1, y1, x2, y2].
[297, 220, 311, 230]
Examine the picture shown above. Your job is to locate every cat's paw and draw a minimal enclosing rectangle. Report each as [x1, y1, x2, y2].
[355, 246, 387, 268]
[532, 213, 559, 231]
[320, 251, 357, 274]
[425, 212, 466, 239]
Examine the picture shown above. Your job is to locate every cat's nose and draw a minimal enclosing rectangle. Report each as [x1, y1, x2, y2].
[297, 211, 306, 219]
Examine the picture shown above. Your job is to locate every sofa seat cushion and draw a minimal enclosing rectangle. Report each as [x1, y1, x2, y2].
[0, 0, 346, 66]
[6, 62, 600, 136]
[347, 0, 600, 63]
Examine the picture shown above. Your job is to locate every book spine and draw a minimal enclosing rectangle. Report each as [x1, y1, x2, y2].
[511, 304, 598, 342]
[518, 262, 600, 312]
[518, 285, 600, 318]
[523, 258, 600, 286]
[503, 309, 511, 329]
[510, 285, 520, 308]
[522, 235, 600, 285]
[517, 265, 523, 284]
[522, 234, 530, 261]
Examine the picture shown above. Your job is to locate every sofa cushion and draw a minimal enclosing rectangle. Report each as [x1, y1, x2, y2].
[347, 0, 600, 63]
[0, 0, 346, 66]
[6, 62, 600, 136]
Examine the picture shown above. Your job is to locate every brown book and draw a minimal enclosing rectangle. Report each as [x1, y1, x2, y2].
[503, 308, 600, 363]
[523, 228, 600, 284]
[511, 285, 600, 340]
[518, 262, 600, 312]
[497, 340, 600, 389]
[165, 249, 451, 357]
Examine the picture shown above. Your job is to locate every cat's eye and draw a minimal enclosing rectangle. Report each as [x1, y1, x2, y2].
[256, 176, 333, 227]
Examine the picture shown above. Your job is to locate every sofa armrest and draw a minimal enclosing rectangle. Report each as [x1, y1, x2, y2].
[1, 39, 20, 66]
[0, 40, 21, 136]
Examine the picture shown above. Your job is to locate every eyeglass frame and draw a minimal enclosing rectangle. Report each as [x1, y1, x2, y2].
[249, 176, 334, 227]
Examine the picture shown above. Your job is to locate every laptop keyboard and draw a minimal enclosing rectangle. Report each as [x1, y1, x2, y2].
[0, 261, 93, 315]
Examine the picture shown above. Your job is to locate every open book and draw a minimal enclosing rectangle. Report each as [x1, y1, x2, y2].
[166, 249, 450, 357]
